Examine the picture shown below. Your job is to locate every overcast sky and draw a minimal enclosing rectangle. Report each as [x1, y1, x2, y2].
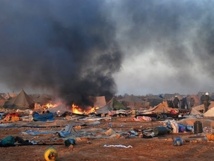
[0, 0, 214, 97]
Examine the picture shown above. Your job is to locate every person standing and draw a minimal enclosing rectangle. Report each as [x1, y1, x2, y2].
[180, 96, 188, 109]
[173, 95, 180, 108]
[189, 97, 195, 108]
[201, 92, 210, 112]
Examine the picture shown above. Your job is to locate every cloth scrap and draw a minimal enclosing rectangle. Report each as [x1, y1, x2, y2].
[103, 144, 133, 148]
[22, 130, 57, 135]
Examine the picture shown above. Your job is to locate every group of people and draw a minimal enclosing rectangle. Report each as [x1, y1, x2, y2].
[172, 95, 193, 110]
[172, 92, 211, 113]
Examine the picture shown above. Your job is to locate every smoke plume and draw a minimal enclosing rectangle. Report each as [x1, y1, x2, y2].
[0, 0, 214, 100]
[0, 0, 122, 105]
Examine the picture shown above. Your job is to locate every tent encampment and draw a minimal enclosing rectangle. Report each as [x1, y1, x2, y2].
[3, 90, 34, 109]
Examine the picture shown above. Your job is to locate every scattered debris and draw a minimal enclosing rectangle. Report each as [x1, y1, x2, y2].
[103, 144, 133, 148]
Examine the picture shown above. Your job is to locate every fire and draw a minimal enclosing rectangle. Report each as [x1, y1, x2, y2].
[71, 104, 95, 115]
[44, 102, 61, 109]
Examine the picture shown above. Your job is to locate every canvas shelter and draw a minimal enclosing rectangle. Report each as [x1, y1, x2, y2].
[4, 90, 34, 109]
[146, 101, 173, 113]
[94, 96, 106, 108]
[96, 97, 127, 115]
[204, 107, 214, 117]
[118, 95, 146, 109]
[191, 101, 214, 114]
[31, 94, 52, 105]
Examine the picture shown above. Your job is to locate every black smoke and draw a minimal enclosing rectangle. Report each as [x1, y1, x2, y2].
[0, 0, 122, 105]
[1, 0, 214, 99]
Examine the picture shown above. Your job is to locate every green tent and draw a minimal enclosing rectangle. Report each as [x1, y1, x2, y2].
[96, 97, 127, 114]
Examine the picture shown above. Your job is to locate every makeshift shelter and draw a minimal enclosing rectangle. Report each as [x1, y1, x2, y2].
[112, 98, 127, 110]
[191, 101, 214, 114]
[3, 90, 34, 109]
[203, 102, 214, 117]
[96, 99, 113, 115]
[118, 95, 146, 109]
[204, 108, 214, 117]
[146, 101, 173, 113]
[31, 94, 52, 105]
[94, 96, 106, 108]
[96, 97, 128, 115]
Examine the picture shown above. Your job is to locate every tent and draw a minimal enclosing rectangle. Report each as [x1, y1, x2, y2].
[4, 90, 34, 109]
[191, 101, 214, 115]
[203, 102, 214, 117]
[94, 96, 106, 108]
[96, 97, 128, 115]
[204, 108, 214, 117]
[118, 95, 146, 109]
[146, 101, 173, 113]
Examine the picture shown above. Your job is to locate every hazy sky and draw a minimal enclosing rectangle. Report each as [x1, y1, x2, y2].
[0, 0, 214, 97]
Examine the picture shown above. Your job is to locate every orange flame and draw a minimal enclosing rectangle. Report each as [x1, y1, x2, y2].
[44, 102, 62, 109]
[71, 104, 95, 115]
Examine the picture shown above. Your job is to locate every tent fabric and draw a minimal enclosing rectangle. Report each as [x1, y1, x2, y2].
[113, 98, 127, 110]
[3, 90, 34, 109]
[96, 98, 113, 114]
[191, 101, 214, 115]
[32, 111, 54, 122]
[31, 94, 52, 105]
[96, 98, 127, 114]
[94, 96, 106, 108]
[204, 108, 214, 117]
[146, 101, 173, 113]
[118, 95, 145, 109]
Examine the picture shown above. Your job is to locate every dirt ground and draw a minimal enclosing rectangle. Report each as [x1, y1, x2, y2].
[0, 117, 214, 161]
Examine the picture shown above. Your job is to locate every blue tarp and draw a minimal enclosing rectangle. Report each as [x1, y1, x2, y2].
[57, 124, 73, 138]
[32, 112, 54, 122]
[22, 130, 57, 135]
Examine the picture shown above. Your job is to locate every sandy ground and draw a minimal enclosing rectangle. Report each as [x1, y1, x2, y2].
[0, 117, 214, 161]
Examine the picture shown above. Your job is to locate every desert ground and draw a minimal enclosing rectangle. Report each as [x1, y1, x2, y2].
[0, 116, 214, 161]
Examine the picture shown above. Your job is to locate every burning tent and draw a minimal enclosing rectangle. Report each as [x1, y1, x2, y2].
[1, 113, 20, 122]
[70, 96, 107, 115]
[3, 90, 34, 109]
